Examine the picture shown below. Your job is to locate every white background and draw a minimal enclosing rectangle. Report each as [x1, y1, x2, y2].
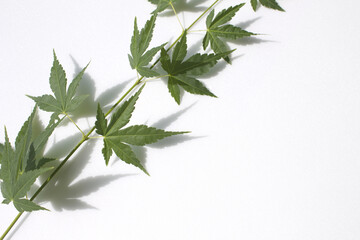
[1, 0, 360, 239]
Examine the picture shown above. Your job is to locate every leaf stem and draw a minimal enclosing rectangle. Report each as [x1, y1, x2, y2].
[0, 0, 222, 238]
[64, 112, 85, 136]
[170, 2, 184, 31]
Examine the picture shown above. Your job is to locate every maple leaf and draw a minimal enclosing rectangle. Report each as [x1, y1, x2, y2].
[128, 14, 166, 77]
[160, 33, 234, 104]
[28, 50, 89, 115]
[251, 0, 284, 12]
[148, 0, 179, 14]
[0, 127, 52, 211]
[203, 4, 256, 63]
[95, 85, 188, 174]
[0, 107, 62, 212]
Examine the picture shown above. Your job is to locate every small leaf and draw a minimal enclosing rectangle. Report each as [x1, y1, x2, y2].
[113, 125, 188, 146]
[28, 50, 88, 115]
[168, 77, 181, 105]
[251, 0, 258, 11]
[107, 85, 145, 136]
[259, 0, 284, 11]
[95, 104, 108, 136]
[129, 15, 165, 78]
[102, 140, 113, 165]
[203, 4, 255, 63]
[206, 9, 214, 28]
[13, 198, 48, 212]
[105, 138, 149, 175]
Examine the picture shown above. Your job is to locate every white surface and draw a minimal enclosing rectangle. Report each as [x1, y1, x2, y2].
[1, 0, 360, 239]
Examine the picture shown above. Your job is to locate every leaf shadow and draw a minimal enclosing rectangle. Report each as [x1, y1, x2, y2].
[36, 140, 132, 211]
[157, 0, 207, 16]
[66, 56, 132, 122]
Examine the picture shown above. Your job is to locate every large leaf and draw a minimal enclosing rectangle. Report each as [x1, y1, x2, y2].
[95, 92, 187, 174]
[203, 4, 255, 63]
[160, 34, 231, 104]
[128, 15, 166, 77]
[28, 51, 88, 115]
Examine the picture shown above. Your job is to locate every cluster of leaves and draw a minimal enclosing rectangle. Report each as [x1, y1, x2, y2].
[95, 85, 187, 175]
[0, 0, 285, 216]
[0, 107, 61, 211]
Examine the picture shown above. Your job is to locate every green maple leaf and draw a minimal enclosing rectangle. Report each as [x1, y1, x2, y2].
[129, 15, 166, 77]
[148, 0, 179, 14]
[0, 127, 52, 211]
[28, 50, 89, 115]
[251, 0, 284, 11]
[203, 4, 255, 63]
[0, 107, 61, 212]
[95, 85, 187, 174]
[160, 33, 234, 104]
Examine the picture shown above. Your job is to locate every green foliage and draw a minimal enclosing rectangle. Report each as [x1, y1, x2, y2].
[95, 86, 186, 174]
[28, 51, 89, 115]
[160, 33, 233, 104]
[0, 107, 60, 212]
[148, 0, 179, 14]
[251, 0, 284, 11]
[203, 4, 255, 63]
[128, 15, 167, 77]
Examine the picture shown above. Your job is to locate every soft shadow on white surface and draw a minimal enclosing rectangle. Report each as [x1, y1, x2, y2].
[67, 57, 132, 121]
[158, 0, 207, 16]
[37, 140, 129, 211]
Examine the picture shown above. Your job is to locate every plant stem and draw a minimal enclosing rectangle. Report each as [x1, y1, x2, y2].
[64, 112, 85, 136]
[170, 2, 184, 31]
[0, 1, 221, 238]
